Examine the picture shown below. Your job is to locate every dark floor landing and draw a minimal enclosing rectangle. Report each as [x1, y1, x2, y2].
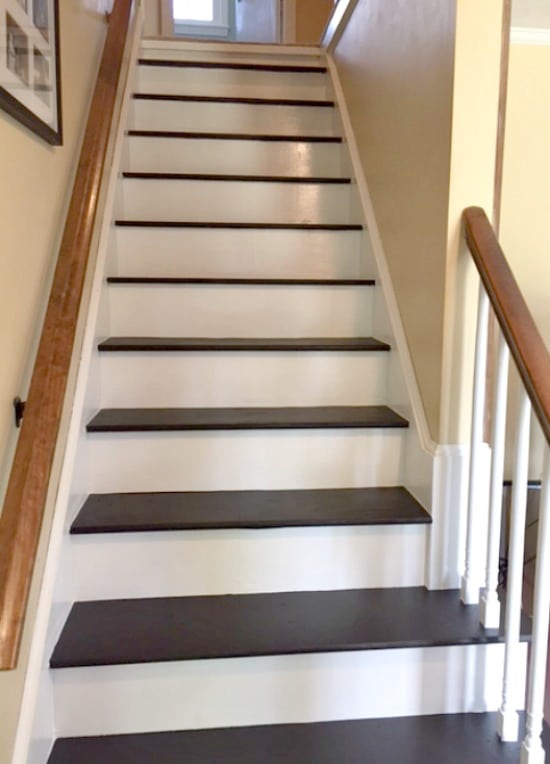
[47, 713, 548, 764]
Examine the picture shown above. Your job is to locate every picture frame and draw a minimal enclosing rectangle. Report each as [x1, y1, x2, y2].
[0, 0, 62, 145]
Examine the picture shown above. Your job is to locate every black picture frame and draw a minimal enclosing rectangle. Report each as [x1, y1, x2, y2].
[0, 0, 62, 145]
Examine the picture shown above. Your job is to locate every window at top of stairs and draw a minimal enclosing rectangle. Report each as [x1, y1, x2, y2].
[173, 0, 229, 36]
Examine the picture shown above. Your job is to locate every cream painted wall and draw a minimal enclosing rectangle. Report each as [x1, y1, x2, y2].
[333, 0, 456, 440]
[500, 42, 550, 477]
[333, 0, 503, 442]
[0, 4, 106, 761]
[500, 43, 550, 346]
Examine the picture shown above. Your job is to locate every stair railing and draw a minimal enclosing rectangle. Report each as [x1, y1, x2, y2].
[0, 0, 137, 671]
[463, 206, 550, 763]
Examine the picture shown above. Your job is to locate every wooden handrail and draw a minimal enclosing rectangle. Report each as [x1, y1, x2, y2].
[464, 206, 550, 446]
[0, 0, 134, 670]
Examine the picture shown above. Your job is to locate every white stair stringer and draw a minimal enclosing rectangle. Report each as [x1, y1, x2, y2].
[51, 643, 525, 738]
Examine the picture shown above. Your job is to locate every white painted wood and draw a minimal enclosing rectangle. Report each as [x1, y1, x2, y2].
[85, 429, 405, 493]
[480, 335, 509, 628]
[98, 351, 388, 407]
[521, 448, 550, 764]
[107, 283, 373, 337]
[511, 27, 550, 46]
[113, 227, 366, 279]
[460, 287, 490, 605]
[130, 98, 336, 136]
[140, 39, 322, 63]
[498, 388, 531, 742]
[65, 524, 427, 600]
[427, 444, 470, 591]
[322, 0, 360, 51]
[136, 65, 328, 100]
[119, 177, 353, 224]
[124, 135, 345, 177]
[51, 643, 524, 737]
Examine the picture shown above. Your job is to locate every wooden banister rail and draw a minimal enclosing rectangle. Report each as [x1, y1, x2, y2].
[0, 0, 135, 670]
[464, 206, 550, 446]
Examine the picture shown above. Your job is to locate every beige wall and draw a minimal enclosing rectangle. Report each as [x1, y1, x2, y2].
[0, 4, 106, 760]
[334, 0, 456, 439]
[500, 43, 550, 346]
[295, 0, 333, 44]
[333, 0, 504, 442]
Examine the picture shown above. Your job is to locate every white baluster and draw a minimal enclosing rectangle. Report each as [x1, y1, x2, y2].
[498, 387, 531, 741]
[480, 334, 510, 628]
[461, 286, 490, 605]
[521, 447, 550, 764]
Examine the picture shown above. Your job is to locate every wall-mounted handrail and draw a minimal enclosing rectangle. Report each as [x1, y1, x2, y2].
[0, 0, 134, 670]
[464, 206, 550, 445]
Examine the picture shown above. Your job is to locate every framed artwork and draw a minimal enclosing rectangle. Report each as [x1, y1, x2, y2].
[0, 0, 62, 144]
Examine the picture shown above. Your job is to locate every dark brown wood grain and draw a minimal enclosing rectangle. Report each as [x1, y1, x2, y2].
[464, 207, 550, 446]
[0, 0, 134, 670]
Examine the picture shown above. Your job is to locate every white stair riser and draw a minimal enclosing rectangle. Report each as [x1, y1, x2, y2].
[65, 525, 427, 600]
[119, 178, 353, 224]
[140, 46, 323, 68]
[113, 228, 365, 279]
[85, 430, 406, 493]
[130, 100, 336, 136]
[98, 352, 388, 407]
[107, 285, 373, 337]
[137, 66, 328, 100]
[124, 137, 344, 177]
[52, 643, 525, 737]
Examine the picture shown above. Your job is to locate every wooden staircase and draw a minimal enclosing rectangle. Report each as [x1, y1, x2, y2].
[36, 40, 530, 762]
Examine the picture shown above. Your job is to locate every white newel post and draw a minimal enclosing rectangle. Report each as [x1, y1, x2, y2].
[521, 448, 550, 764]
[498, 388, 531, 741]
[480, 334, 510, 628]
[461, 286, 490, 605]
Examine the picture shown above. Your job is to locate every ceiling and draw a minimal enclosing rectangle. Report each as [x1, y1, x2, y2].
[512, 0, 550, 29]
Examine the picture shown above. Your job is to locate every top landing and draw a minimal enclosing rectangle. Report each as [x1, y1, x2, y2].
[140, 38, 325, 68]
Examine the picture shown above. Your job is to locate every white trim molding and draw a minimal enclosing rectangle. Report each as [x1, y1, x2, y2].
[321, 0, 359, 50]
[511, 26, 550, 46]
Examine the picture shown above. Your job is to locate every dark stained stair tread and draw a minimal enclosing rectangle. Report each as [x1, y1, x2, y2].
[49, 587, 522, 669]
[114, 221, 363, 230]
[106, 277, 374, 285]
[127, 130, 343, 143]
[138, 59, 328, 73]
[47, 714, 544, 764]
[71, 487, 430, 534]
[122, 171, 351, 183]
[97, 337, 390, 352]
[133, 93, 335, 107]
[86, 405, 409, 432]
